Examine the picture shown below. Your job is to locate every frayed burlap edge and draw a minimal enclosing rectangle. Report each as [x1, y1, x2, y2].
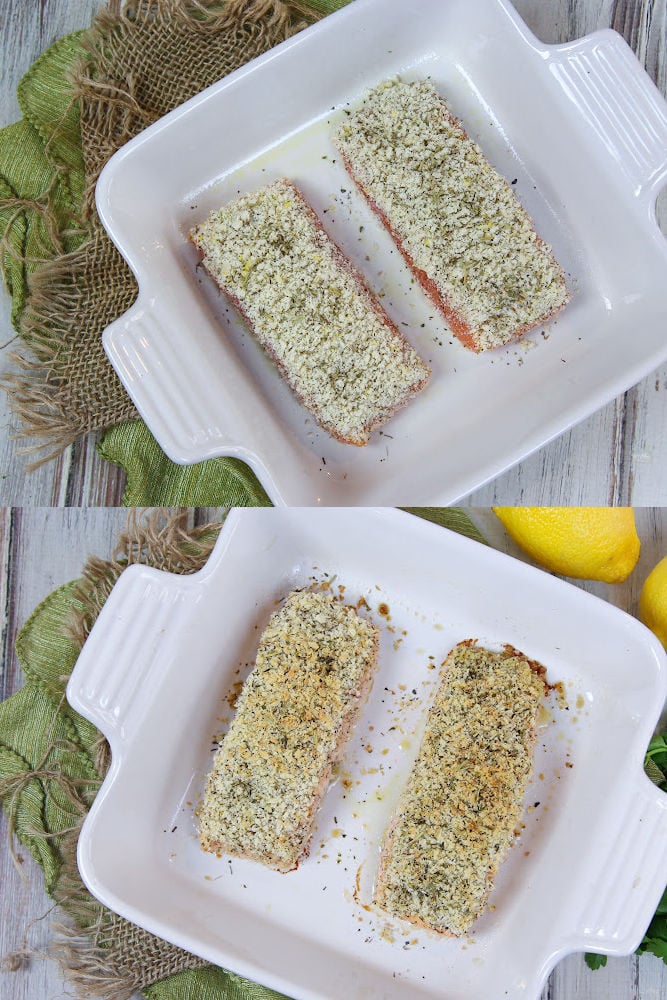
[74, 0, 316, 216]
[2, 0, 328, 468]
[2, 510, 225, 998]
[67, 507, 223, 645]
[2, 227, 137, 468]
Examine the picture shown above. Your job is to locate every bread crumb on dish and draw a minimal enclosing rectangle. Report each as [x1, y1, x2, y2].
[199, 590, 379, 872]
[374, 640, 548, 934]
[335, 79, 569, 352]
[191, 179, 429, 445]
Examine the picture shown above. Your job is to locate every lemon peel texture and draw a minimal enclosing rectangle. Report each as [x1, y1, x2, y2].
[639, 556, 667, 648]
[493, 507, 640, 584]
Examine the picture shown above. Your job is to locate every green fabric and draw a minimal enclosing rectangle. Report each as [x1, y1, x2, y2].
[0, 581, 100, 897]
[408, 508, 485, 542]
[292, 0, 349, 11]
[17, 31, 87, 213]
[0, 32, 87, 330]
[145, 968, 289, 1000]
[402, 507, 487, 545]
[99, 420, 272, 506]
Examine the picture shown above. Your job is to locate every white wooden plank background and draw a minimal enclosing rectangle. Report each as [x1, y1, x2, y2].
[0, 0, 666, 505]
[1, 507, 666, 1000]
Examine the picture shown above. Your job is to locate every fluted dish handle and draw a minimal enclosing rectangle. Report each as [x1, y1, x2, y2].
[550, 29, 667, 210]
[66, 563, 197, 749]
[572, 775, 667, 956]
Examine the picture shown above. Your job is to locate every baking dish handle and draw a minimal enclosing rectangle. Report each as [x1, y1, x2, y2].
[575, 775, 667, 956]
[102, 298, 237, 464]
[549, 29, 667, 208]
[66, 563, 195, 749]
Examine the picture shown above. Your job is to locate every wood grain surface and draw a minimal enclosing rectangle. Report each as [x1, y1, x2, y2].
[1, 507, 666, 1000]
[0, 0, 666, 505]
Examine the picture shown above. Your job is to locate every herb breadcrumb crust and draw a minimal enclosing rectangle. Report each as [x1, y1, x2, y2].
[336, 79, 569, 352]
[374, 641, 548, 935]
[191, 179, 429, 445]
[199, 591, 379, 872]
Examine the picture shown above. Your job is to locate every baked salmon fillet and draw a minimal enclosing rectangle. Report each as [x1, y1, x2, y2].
[199, 591, 379, 872]
[335, 79, 569, 352]
[191, 179, 429, 445]
[374, 641, 548, 934]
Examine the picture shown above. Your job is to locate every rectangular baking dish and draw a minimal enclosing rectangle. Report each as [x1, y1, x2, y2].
[67, 508, 667, 1000]
[97, 0, 667, 504]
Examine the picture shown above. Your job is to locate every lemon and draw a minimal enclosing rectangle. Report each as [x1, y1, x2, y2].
[492, 507, 640, 583]
[639, 556, 667, 647]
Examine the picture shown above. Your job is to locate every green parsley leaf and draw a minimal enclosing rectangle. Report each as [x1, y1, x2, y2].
[638, 936, 667, 962]
[584, 953, 607, 970]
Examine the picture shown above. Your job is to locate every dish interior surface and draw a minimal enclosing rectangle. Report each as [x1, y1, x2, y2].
[74, 510, 667, 1000]
[99, 0, 667, 503]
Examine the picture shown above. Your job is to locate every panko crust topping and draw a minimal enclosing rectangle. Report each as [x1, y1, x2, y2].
[374, 641, 547, 934]
[336, 79, 569, 351]
[199, 591, 379, 871]
[192, 179, 429, 444]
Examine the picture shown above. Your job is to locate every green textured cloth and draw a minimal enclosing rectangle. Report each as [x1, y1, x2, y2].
[99, 420, 272, 506]
[145, 969, 288, 1000]
[0, 509, 485, 999]
[0, 582, 98, 892]
[0, 32, 88, 329]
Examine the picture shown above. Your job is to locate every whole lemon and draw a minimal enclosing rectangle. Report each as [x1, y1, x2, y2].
[493, 507, 640, 583]
[639, 556, 667, 648]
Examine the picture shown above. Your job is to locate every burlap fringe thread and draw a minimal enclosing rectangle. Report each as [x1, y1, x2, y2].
[3, 511, 223, 998]
[67, 507, 223, 645]
[4, 227, 139, 466]
[1, 0, 320, 467]
[75, 0, 316, 216]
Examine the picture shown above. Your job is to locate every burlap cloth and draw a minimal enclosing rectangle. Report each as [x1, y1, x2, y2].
[0, 0, 346, 503]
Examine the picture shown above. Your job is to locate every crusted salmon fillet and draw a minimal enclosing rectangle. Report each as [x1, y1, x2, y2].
[336, 79, 569, 352]
[191, 179, 429, 444]
[200, 590, 379, 871]
[374, 641, 548, 934]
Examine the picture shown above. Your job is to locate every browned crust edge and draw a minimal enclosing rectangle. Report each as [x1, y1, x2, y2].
[190, 181, 430, 445]
[335, 99, 570, 354]
[201, 611, 380, 873]
[373, 639, 547, 934]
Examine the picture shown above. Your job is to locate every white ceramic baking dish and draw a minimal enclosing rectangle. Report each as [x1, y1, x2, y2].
[97, 0, 667, 505]
[67, 508, 667, 1000]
